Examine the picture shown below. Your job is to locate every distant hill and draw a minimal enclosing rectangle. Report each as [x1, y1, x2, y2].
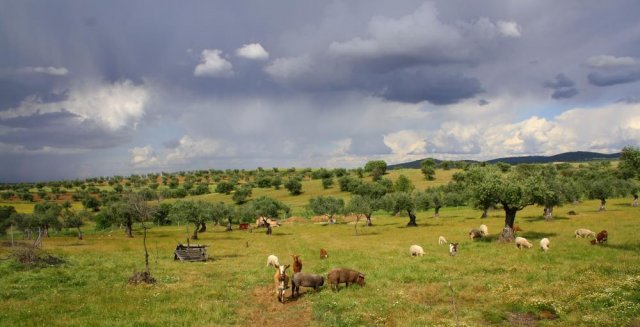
[388, 151, 620, 170]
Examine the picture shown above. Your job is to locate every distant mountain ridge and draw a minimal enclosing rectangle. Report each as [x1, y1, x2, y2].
[387, 151, 621, 170]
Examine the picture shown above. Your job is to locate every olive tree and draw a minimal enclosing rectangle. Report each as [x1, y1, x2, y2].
[462, 166, 545, 241]
[308, 196, 344, 224]
[344, 195, 375, 234]
[421, 159, 436, 180]
[382, 191, 430, 227]
[168, 200, 211, 240]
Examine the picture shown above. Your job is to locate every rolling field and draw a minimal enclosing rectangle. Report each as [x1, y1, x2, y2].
[1, 198, 639, 326]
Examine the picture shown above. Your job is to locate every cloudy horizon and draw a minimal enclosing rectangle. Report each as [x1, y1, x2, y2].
[1, 1, 639, 182]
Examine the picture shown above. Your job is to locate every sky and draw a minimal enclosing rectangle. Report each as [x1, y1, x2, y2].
[1, 0, 640, 182]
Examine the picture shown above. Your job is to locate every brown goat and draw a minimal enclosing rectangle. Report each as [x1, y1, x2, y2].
[591, 230, 608, 245]
[320, 248, 328, 259]
[291, 255, 302, 273]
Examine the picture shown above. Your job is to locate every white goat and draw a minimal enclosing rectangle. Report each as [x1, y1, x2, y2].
[575, 228, 596, 238]
[479, 224, 489, 236]
[266, 254, 279, 267]
[438, 236, 447, 245]
[409, 245, 425, 256]
[515, 237, 533, 249]
[540, 238, 550, 251]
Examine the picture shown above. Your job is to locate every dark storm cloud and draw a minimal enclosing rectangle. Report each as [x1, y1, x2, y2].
[368, 68, 483, 105]
[588, 70, 640, 87]
[544, 74, 578, 99]
[0, 117, 132, 150]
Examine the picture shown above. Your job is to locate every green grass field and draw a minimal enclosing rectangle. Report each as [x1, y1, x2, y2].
[1, 197, 639, 326]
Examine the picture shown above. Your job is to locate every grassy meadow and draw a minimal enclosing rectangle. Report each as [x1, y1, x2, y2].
[1, 167, 639, 326]
[1, 199, 639, 326]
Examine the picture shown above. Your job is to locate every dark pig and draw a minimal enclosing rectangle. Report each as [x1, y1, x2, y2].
[327, 268, 365, 292]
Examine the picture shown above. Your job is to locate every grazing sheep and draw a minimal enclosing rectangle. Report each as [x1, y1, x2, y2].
[291, 255, 303, 273]
[515, 237, 533, 249]
[449, 243, 459, 256]
[590, 230, 608, 245]
[469, 229, 483, 240]
[575, 228, 596, 238]
[327, 268, 365, 292]
[479, 224, 489, 236]
[291, 272, 324, 297]
[438, 236, 447, 245]
[320, 248, 328, 259]
[267, 254, 279, 267]
[409, 244, 425, 256]
[540, 238, 550, 251]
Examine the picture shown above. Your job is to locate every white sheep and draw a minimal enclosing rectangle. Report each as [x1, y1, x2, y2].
[438, 236, 447, 245]
[575, 228, 596, 238]
[540, 238, 550, 251]
[409, 244, 425, 256]
[266, 254, 279, 267]
[479, 224, 489, 236]
[515, 237, 533, 249]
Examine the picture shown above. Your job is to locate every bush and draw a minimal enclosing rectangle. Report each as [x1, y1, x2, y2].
[215, 181, 235, 194]
[285, 178, 303, 195]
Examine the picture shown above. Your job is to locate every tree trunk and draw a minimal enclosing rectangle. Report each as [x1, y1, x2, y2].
[226, 221, 232, 231]
[499, 207, 518, 242]
[365, 214, 372, 226]
[632, 195, 638, 207]
[354, 215, 359, 236]
[126, 222, 133, 238]
[143, 224, 150, 275]
[192, 225, 199, 240]
[406, 210, 417, 227]
[434, 207, 440, 219]
[77, 227, 83, 240]
[481, 208, 488, 219]
[43, 226, 49, 237]
[10, 224, 14, 247]
[599, 198, 606, 211]
[199, 222, 207, 233]
[544, 206, 553, 221]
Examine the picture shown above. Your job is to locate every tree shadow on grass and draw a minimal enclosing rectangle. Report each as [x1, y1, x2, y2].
[522, 216, 569, 222]
[518, 231, 557, 239]
[605, 243, 640, 252]
[269, 233, 293, 237]
[477, 234, 500, 243]
[353, 231, 380, 236]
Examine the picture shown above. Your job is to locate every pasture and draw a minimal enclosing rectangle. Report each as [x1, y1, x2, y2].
[1, 198, 639, 326]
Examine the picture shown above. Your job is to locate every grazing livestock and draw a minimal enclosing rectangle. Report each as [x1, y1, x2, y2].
[513, 224, 523, 232]
[320, 248, 328, 259]
[267, 254, 279, 267]
[327, 268, 365, 292]
[479, 224, 489, 236]
[575, 228, 596, 238]
[291, 272, 324, 297]
[515, 237, 533, 249]
[256, 217, 280, 228]
[449, 243, 459, 256]
[409, 245, 425, 256]
[540, 238, 550, 251]
[469, 229, 483, 240]
[438, 236, 447, 245]
[590, 230, 608, 245]
[273, 264, 290, 303]
[291, 255, 303, 273]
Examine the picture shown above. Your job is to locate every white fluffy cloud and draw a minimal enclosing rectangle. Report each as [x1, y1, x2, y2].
[0, 79, 149, 130]
[383, 130, 427, 156]
[16, 66, 69, 76]
[586, 55, 636, 68]
[236, 43, 269, 60]
[194, 49, 233, 77]
[130, 145, 158, 167]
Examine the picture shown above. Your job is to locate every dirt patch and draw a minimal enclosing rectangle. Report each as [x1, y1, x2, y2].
[507, 312, 537, 327]
[238, 285, 312, 327]
[311, 215, 329, 223]
[282, 216, 309, 224]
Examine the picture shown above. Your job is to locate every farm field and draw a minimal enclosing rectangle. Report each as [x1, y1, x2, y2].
[1, 198, 639, 326]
